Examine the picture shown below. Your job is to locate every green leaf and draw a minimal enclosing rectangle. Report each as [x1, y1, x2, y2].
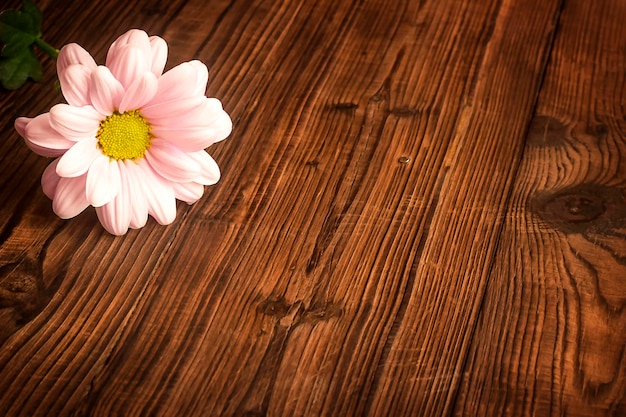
[0, 46, 42, 89]
[21, 0, 42, 32]
[0, 1, 49, 89]
[0, 0, 42, 57]
[0, 11, 34, 54]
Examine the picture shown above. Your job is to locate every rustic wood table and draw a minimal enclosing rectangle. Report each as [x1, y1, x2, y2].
[1, 0, 625, 416]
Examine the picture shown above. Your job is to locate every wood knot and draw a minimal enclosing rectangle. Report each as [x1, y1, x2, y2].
[305, 159, 319, 167]
[526, 115, 567, 147]
[257, 296, 343, 327]
[586, 123, 608, 137]
[257, 296, 291, 319]
[532, 184, 626, 234]
[332, 102, 358, 112]
[391, 107, 419, 117]
[302, 301, 343, 324]
[0, 257, 48, 344]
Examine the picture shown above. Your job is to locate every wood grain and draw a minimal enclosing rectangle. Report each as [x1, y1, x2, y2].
[0, 0, 624, 416]
[453, 0, 626, 416]
[364, 0, 564, 415]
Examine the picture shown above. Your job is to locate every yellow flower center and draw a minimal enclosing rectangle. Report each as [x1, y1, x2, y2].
[97, 110, 151, 160]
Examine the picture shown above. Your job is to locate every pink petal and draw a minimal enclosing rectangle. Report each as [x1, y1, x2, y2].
[138, 159, 176, 225]
[42, 159, 61, 199]
[151, 126, 214, 151]
[58, 64, 92, 107]
[105, 30, 151, 75]
[198, 99, 233, 143]
[146, 60, 208, 106]
[166, 98, 229, 133]
[107, 29, 152, 62]
[173, 181, 204, 204]
[56, 137, 101, 178]
[119, 71, 158, 113]
[52, 175, 89, 219]
[189, 150, 221, 185]
[15, 116, 67, 157]
[14, 117, 28, 136]
[86, 156, 122, 207]
[141, 95, 206, 123]
[141, 96, 233, 145]
[94, 174, 130, 235]
[22, 113, 76, 156]
[149, 36, 168, 77]
[145, 139, 201, 182]
[124, 160, 148, 229]
[106, 44, 150, 90]
[57, 43, 96, 74]
[90, 66, 124, 115]
[96, 201, 125, 236]
[49, 104, 101, 140]
[188, 60, 209, 96]
[151, 105, 231, 151]
[24, 141, 66, 158]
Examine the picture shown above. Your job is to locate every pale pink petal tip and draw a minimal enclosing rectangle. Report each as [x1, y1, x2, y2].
[59, 64, 93, 107]
[52, 176, 90, 219]
[42, 160, 61, 199]
[95, 193, 131, 236]
[14, 117, 30, 137]
[149, 36, 168, 76]
[57, 43, 97, 74]
[173, 181, 204, 204]
[22, 113, 75, 157]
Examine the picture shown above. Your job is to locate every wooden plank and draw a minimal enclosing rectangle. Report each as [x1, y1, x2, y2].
[62, 1, 560, 416]
[0, 1, 191, 416]
[364, 0, 564, 415]
[0, 0, 567, 416]
[453, 0, 626, 416]
[71, 0, 504, 414]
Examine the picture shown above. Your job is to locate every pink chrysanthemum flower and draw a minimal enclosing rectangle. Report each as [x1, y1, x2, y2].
[14, 29, 232, 235]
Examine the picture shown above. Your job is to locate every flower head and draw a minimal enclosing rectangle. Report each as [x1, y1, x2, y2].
[15, 29, 232, 235]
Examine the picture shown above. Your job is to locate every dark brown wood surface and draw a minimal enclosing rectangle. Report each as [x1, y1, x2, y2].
[0, 0, 624, 416]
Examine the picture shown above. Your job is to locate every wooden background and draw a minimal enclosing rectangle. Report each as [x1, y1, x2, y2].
[1, 0, 625, 415]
